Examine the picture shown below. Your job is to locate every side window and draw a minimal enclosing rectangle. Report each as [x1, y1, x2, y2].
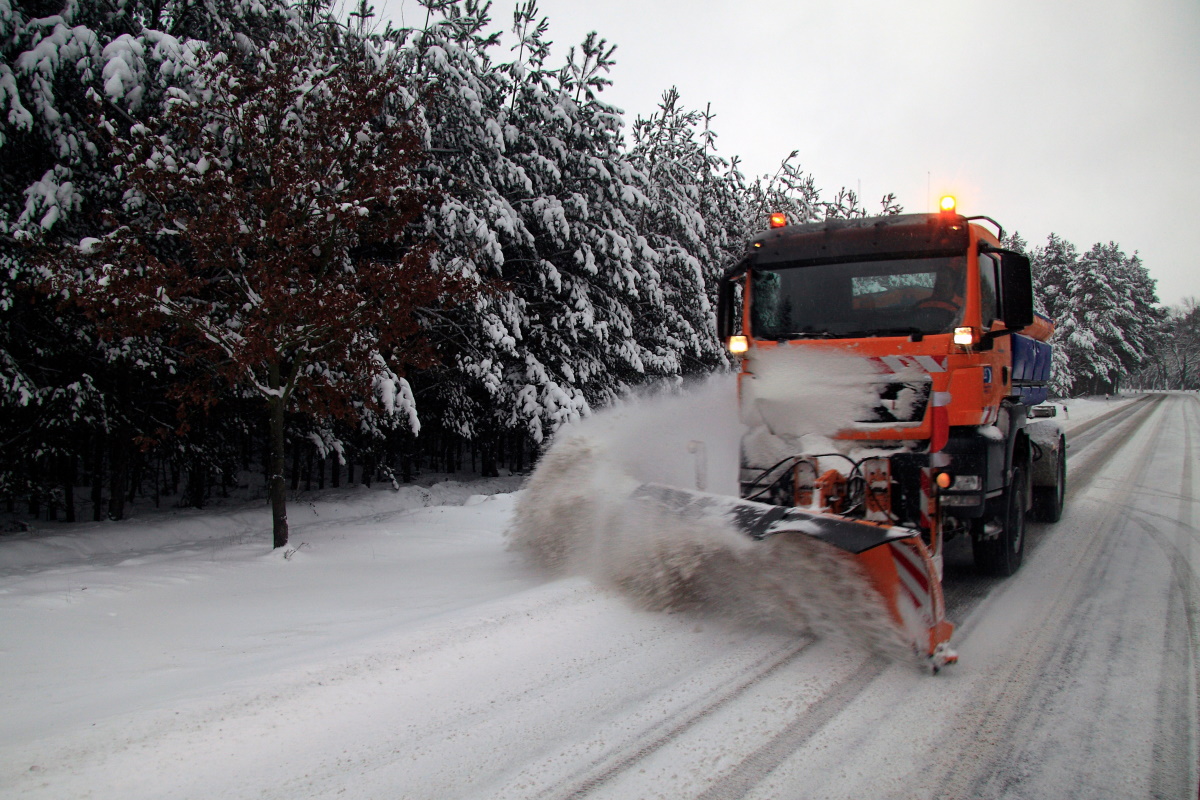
[978, 253, 998, 327]
[751, 270, 785, 335]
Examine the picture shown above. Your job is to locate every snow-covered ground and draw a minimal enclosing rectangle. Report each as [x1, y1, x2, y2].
[1, 391, 1194, 799]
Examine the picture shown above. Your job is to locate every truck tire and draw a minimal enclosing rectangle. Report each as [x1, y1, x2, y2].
[972, 466, 1026, 577]
[1030, 435, 1066, 522]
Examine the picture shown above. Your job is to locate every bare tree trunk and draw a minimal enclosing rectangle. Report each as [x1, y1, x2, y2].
[304, 446, 314, 492]
[290, 443, 301, 492]
[62, 455, 76, 523]
[91, 436, 105, 521]
[108, 435, 128, 520]
[268, 364, 289, 549]
[481, 435, 499, 478]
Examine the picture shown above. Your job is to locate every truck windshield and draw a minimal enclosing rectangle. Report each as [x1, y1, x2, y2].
[750, 255, 966, 339]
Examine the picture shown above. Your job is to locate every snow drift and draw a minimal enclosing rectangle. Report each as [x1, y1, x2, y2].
[739, 345, 878, 439]
[507, 376, 911, 660]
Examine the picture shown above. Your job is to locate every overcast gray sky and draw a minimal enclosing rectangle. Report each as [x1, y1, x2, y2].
[382, 0, 1199, 307]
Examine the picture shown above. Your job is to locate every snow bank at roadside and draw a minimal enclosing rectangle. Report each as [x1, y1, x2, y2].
[0, 475, 523, 576]
[1042, 394, 1141, 433]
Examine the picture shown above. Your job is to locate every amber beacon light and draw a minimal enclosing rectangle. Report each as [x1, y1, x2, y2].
[939, 195, 957, 213]
[769, 212, 788, 228]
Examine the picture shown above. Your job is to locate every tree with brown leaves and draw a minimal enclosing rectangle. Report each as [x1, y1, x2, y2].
[53, 38, 469, 547]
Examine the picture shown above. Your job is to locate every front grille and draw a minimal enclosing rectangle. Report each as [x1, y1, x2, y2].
[858, 381, 930, 423]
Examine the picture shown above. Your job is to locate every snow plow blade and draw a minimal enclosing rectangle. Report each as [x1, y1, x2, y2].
[632, 484, 957, 671]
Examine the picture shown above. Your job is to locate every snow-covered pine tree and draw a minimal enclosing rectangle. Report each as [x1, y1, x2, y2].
[1030, 233, 1081, 396]
[384, 0, 534, 475]
[1155, 299, 1200, 389]
[399, 0, 689, 465]
[820, 187, 902, 220]
[628, 88, 743, 378]
[1080, 242, 1161, 393]
[741, 151, 822, 234]
[504, 23, 675, 432]
[691, 104, 753, 276]
[1031, 233, 1161, 396]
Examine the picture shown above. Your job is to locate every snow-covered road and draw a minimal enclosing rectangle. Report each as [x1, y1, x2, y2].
[1, 394, 1196, 799]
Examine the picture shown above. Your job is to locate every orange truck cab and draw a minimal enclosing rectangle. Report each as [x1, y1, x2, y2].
[716, 204, 1065, 594]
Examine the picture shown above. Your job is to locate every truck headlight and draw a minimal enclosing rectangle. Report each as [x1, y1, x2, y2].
[950, 475, 982, 491]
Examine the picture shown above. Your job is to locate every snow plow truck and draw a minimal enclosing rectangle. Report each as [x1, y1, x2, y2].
[696, 199, 1070, 671]
[510, 198, 1065, 673]
[684, 197, 1064, 670]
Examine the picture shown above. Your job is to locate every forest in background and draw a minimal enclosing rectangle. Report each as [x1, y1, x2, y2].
[1, 0, 1189, 534]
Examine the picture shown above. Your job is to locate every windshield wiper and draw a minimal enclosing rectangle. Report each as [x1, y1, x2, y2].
[862, 327, 927, 338]
[772, 327, 928, 341]
[777, 328, 840, 340]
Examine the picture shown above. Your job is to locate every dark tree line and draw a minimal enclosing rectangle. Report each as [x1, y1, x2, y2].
[1133, 298, 1200, 391]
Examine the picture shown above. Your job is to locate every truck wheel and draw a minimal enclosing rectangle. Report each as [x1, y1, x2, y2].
[1031, 436, 1066, 523]
[972, 466, 1027, 577]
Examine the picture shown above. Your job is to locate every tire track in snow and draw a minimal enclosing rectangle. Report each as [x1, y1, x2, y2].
[901, 393, 1183, 799]
[513, 636, 820, 800]
[245, 591, 852, 800]
[938, 392, 1163, 627]
[1063, 393, 1157, 452]
[1061, 393, 1164, 496]
[0, 579, 608, 800]
[1144, 394, 1200, 800]
[513, 396, 1186, 800]
[690, 656, 889, 800]
[514, 396, 1185, 800]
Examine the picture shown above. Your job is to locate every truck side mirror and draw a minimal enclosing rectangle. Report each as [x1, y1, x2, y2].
[716, 275, 738, 340]
[997, 252, 1034, 331]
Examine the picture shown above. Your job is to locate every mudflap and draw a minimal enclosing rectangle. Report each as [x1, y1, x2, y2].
[633, 484, 957, 671]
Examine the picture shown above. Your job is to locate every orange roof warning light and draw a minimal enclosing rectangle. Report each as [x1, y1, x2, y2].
[939, 195, 957, 214]
[769, 212, 788, 228]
